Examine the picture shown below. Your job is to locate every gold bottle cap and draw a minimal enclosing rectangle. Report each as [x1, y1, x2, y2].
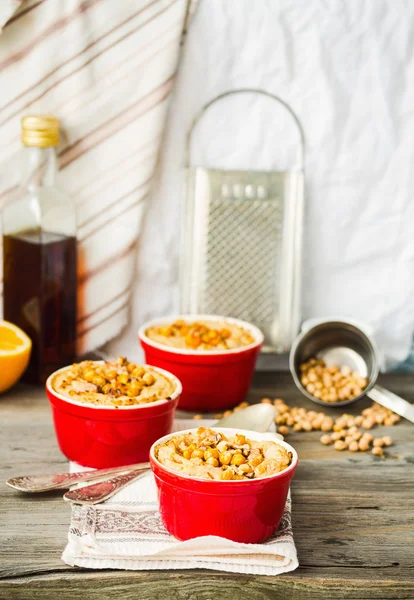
[21, 115, 60, 147]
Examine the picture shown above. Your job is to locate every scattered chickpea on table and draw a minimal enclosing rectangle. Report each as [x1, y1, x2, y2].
[193, 397, 400, 457]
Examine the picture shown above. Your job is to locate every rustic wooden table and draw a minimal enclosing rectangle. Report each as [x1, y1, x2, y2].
[1, 372, 413, 600]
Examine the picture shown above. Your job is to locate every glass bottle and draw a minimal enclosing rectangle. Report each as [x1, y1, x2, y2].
[2, 115, 77, 384]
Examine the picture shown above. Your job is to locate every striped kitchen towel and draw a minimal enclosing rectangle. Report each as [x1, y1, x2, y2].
[0, 0, 196, 354]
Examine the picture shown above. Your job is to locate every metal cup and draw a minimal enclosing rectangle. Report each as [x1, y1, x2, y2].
[289, 319, 414, 423]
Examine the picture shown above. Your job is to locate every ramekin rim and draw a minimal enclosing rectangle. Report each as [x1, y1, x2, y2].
[138, 314, 264, 356]
[45, 361, 182, 411]
[149, 427, 298, 484]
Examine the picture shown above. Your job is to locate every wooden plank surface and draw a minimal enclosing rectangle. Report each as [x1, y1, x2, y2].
[0, 373, 413, 599]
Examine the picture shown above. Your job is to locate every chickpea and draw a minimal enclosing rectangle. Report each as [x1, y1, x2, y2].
[302, 421, 312, 432]
[83, 369, 96, 383]
[204, 448, 219, 460]
[311, 417, 322, 429]
[349, 441, 359, 452]
[238, 463, 253, 474]
[219, 451, 232, 465]
[105, 368, 118, 380]
[233, 434, 246, 445]
[223, 410, 232, 418]
[334, 440, 347, 451]
[231, 453, 246, 466]
[191, 449, 204, 459]
[355, 416, 364, 425]
[358, 440, 370, 452]
[320, 434, 332, 445]
[322, 374, 332, 388]
[248, 452, 264, 467]
[362, 418, 374, 430]
[382, 436, 392, 447]
[129, 379, 142, 392]
[373, 438, 385, 448]
[331, 432, 342, 441]
[132, 366, 145, 378]
[344, 436, 353, 446]
[193, 414, 203, 420]
[220, 469, 233, 480]
[142, 372, 155, 386]
[206, 457, 219, 467]
[321, 418, 333, 432]
[278, 426, 289, 436]
[293, 423, 302, 432]
[362, 432, 374, 443]
[217, 441, 229, 453]
[261, 398, 272, 404]
[372, 446, 384, 456]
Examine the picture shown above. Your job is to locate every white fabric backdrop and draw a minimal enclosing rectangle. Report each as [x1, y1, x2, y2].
[108, 0, 414, 370]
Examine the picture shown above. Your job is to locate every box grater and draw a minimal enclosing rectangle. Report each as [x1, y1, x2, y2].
[180, 89, 305, 353]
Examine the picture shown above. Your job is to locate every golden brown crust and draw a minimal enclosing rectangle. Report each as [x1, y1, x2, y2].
[155, 427, 292, 481]
[146, 319, 255, 351]
[53, 357, 175, 407]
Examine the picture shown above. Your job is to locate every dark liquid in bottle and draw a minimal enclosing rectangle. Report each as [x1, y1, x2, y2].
[3, 230, 77, 384]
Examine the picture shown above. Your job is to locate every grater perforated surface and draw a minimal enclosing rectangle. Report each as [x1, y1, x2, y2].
[187, 170, 286, 349]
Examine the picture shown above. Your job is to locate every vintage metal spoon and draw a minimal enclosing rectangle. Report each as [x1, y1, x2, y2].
[6, 403, 276, 496]
[6, 462, 150, 493]
[63, 468, 149, 505]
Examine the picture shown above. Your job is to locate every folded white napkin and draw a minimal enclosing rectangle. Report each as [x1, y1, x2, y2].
[62, 420, 298, 575]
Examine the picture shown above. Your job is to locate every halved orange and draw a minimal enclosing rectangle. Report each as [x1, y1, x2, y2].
[0, 321, 32, 393]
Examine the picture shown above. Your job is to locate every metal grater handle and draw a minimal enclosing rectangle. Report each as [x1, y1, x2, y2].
[185, 88, 305, 170]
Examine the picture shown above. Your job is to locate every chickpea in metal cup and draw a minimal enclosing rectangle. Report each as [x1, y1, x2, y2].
[300, 357, 368, 402]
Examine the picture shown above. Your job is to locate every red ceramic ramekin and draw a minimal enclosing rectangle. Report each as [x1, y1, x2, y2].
[138, 315, 264, 411]
[46, 363, 182, 468]
[150, 428, 298, 544]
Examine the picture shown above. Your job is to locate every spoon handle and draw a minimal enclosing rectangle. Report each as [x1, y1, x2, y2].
[63, 468, 148, 505]
[6, 462, 150, 492]
[367, 385, 414, 423]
